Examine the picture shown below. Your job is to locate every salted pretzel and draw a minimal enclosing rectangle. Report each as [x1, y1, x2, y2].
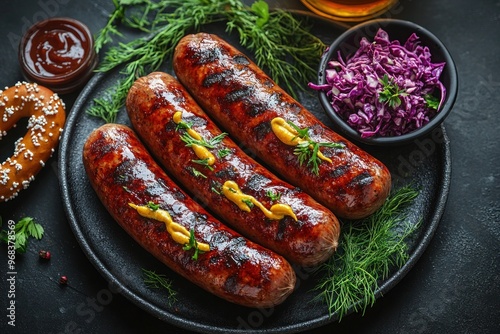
[0, 82, 66, 202]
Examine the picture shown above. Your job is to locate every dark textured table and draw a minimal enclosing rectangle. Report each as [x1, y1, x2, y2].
[1, 1, 499, 333]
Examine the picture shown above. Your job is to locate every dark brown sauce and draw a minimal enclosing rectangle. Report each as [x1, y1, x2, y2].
[19, 18, 97, 94]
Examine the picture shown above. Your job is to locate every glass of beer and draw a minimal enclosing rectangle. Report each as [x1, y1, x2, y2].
[299, 0, 398, 22]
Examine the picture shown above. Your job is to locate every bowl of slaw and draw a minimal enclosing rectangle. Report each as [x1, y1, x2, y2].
[311, 19, 458, 146]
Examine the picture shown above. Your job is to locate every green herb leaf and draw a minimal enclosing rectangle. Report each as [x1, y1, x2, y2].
[175, 119, 192, 131]
[147, 201, 160, 211]
[242, 198, 254, 208]
[424, 94, 440, 110]
[191, 167, 207, 178]
[265, 189, 282, 202]
[314, 185, 420, 319]
[251, 0, 270, 28]
[217, 148, 232, 158]
[182, 228, 204, 260]
[180, 132, 227, 149]
[378, 74, 407, 108]
[192, 159, 214, 171]
[142, 268, 177, 305]
[0, 217, 44, 253]
[288, 121, 344, 175]
[287, 120, 309, 140]
[88, 0, 326, 122]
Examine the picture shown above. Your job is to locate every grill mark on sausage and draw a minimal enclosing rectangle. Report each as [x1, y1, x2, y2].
[276, 219, 287, 241]
[192, 44, 224, 64]
[253, 121, 271, 142]
[233, 54, 250, 65]
[224, 275, 239, 294]
[348, 171, 374, 188]
[224, 87, 254, 104]
[203, 69, 234, 87]
[242, 91, 282, 118]
[329, 165, 349, 179]
[244, 100, 268, 117]
[245, 173, 271, 192]
[215, 167, 237, 181]
[224, 237, 249, 266]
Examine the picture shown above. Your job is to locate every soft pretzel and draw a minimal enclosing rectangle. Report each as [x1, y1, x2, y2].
[0, 82, 66, 202]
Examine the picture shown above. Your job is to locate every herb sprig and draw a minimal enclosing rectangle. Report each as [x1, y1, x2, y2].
[266, 189, 282, 202]
[142, 268, 177, 305]
[378, 74, 407, 108]
[314, 185, 420, 319]
[183, 228, 205, 260]
[287, 121, 344, 175]
[180, 132, 227, 149]
[0, 217, 44, 253]
[88, 0, 326, 123]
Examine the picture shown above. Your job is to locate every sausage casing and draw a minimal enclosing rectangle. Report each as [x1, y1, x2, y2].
[126, 72, 340, 266]
[173, 33, 391, 219]
[82, 123, 296, 308]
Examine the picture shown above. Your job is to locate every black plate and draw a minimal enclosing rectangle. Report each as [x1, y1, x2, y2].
[59, 12, 451, 334]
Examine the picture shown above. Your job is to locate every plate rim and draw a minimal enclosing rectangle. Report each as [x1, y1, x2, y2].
[58, 13, 451, 333]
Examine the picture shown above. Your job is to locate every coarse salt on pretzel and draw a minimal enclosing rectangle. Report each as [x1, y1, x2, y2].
[0, 81, 66, 202]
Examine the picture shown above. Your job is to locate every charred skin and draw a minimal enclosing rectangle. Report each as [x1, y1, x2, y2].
[82, 124, 296, 308]
[126, 72, 340, 266]
[173, 33, 392, 219]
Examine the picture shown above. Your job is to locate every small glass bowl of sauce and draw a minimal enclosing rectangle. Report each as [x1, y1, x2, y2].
[19, 17, 97, 94]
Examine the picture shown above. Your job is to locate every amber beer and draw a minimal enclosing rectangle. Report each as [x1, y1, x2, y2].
[300, 0, 397, 21]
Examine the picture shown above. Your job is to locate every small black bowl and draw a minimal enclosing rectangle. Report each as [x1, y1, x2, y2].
[317, 19, 458, 146]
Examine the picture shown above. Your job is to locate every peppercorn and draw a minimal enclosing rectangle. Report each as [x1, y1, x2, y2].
[59, 275, 68, 285]
[39, 250, 51, 260]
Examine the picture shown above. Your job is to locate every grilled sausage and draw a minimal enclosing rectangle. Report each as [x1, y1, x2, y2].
[126, 72, 340, 266]
[173, 33, 391, 219]
[82, 123, 296, 308]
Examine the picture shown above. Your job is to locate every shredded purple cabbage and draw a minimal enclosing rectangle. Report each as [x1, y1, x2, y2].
[310, 28, 446, 138]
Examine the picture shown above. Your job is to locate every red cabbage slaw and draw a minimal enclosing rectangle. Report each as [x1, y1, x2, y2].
[310, 28, 446, 138]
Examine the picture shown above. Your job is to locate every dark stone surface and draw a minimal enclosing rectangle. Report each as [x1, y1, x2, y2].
[1, 1, 498, 333]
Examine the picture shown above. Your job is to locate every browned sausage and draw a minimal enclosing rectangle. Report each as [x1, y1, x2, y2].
[126, 72, 340, 266]
[173, 33, 391, 219]
[82, 123, 296, 308]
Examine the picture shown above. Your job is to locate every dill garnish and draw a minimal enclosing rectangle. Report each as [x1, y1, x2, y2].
[142, 268, 177, 305]
[314, 185, 421, 320]
[88, 0, 326, 122]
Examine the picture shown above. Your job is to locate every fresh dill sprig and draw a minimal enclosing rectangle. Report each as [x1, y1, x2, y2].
[180, 132, 227, 149]
[294, 140, 343, 175]
[287, 121, 344, 175]
[191, 167, 207, 178]
[217, 148, 232, 158]
[314, 185, 421, 320]
[226, 0, 325, 95]
[94, 1, 124, 54]
[192, 159, 214, 171]
[142, 268, 177, 305]
[88, 0, 326, 123]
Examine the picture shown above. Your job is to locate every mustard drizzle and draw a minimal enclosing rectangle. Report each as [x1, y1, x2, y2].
[128, 203, 210, 252]
[222, 180, 297, 221]
[173, 111, 215, 166]
[270, 117, 332, 163]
